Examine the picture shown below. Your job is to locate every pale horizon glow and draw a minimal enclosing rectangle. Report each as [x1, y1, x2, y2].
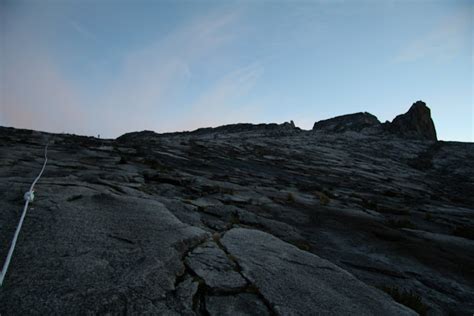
[0, 0, 472, 141]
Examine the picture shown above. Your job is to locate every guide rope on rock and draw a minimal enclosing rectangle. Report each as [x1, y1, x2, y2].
[0, 142, 49, 286]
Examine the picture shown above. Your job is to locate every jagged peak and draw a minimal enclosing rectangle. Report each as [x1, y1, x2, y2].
[116, 101, 437, 142]
[386, 100, 437, 141]
[311, 101, 437, 141]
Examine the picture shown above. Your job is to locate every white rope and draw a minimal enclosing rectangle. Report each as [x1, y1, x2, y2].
[0, 142, 49, 286]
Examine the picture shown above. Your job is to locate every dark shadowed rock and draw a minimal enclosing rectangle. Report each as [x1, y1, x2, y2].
[185, 121, 301, 137]
[385, 101, 437, 140]
[312, 112, 380, 133]
[206, 294, 270, 316]
[118, 122, 300, 142]
[116, 130, 159, 142]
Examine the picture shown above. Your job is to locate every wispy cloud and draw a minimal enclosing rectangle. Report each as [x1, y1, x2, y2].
[69, 19, 97, 42]
[1, 5, 246, 137]
[92, 9, 243, 137]
[181, 62, 265, 130]
[393, 10, 472, 63]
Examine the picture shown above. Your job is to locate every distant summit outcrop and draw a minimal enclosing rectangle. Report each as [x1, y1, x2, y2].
[312, 101, 437, 141]
[385, 101, 437, 141]
[191, 121, 299, 135]
[117, 101, 437, 142]
[312, 112, 380, 133]
[118, 121, 300, 142]
[116, 130, 159, 143]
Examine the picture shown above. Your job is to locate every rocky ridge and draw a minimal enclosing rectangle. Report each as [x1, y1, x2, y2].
[312, 112, 380, 133]
[0, 102, 473, 315]
[313, 101, 438, 141]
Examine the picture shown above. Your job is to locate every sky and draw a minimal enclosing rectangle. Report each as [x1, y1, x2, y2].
[0, 0, 472, 141]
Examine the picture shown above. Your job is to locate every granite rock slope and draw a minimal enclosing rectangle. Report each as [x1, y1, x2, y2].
[0, 104, 472, 315]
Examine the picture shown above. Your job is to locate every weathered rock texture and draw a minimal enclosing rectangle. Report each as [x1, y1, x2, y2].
[0, 103, 472, 315]
[221, 228, 415, 315]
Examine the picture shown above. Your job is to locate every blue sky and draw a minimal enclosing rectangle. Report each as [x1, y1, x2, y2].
[0, 0, 472, 141]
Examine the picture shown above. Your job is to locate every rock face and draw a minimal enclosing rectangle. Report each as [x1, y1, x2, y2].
[221, 228, 415, 315]
[185, 241, 247, 291]
[312, 101, 438, 141]
[119, 121, 301, 142]
[0, 191, 209, 314]
[386, 101, 437, 140]
[206, 293, 270, 316]
[115, 130, 159, 143]
[0, 104, 472, 315]
[313, 112, 380, 133]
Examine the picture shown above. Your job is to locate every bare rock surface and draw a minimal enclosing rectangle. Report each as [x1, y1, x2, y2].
[206, 293, 270, 316]
[221, 228, 416, 315]
[0, 190, 208, 315]
[185, 241, 247, 291]
[1, 102, 473, 315]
